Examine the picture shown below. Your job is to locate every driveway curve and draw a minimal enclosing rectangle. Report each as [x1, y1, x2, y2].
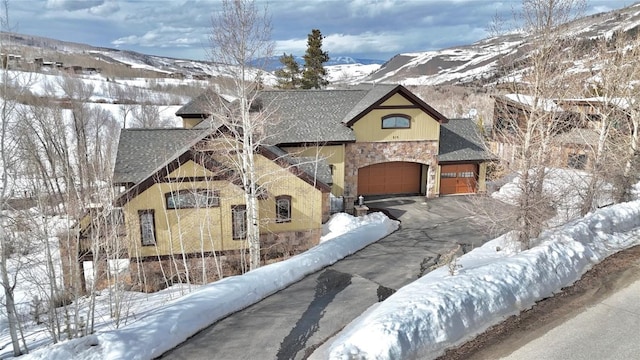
[160, 195, 509, 360]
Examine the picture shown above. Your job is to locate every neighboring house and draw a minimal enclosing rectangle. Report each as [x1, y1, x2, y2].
[490, 94, 629, 170]
[67, 84, 493, 293]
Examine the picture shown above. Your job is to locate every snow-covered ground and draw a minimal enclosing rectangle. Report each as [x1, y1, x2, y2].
[6, 170, 640, 360]
[492, 168, 613, 227]
[321, 200, 640, 359]
[12, 213, 399, 360]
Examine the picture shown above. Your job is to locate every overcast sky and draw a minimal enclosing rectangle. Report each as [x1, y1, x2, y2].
[8, 0, 634, 62]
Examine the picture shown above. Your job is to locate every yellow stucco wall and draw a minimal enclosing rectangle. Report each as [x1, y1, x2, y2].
[123, 153, 323, 258]
[166, 160, 215, 178]
[182, 117, 203, 129]
[253, 155, 324, 232]
[352, 94, 440, 142]
[283, 144, 345, 196]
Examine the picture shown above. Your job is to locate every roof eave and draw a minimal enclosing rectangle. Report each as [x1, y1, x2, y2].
[345, 85, 449, 127]
[258, 145, 332, 193]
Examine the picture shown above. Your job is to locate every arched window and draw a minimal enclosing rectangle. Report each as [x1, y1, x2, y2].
[381, 114, 411, 129]
[276, 195, 292, 223]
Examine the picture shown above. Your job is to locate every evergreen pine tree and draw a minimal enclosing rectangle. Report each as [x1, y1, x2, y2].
[302, 29, 329, 89]
[274, 53, 301, 89]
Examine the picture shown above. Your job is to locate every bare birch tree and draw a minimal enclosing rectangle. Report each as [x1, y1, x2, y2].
[575, 34, 634, 214]
[0, 0, 31, 354]
[614, 33, 640, 201]
[208, 0, 274, 270]
[493, 0, 585, 248]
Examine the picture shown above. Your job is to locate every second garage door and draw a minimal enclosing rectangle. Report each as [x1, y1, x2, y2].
[440, 164, 478, 195]
[358, 162, 421, 196]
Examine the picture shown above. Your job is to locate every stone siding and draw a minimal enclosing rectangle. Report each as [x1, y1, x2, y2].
[345, 141, 439, 197]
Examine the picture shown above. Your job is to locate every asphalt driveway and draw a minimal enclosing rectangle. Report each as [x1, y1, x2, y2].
[161, 195, 510, 360]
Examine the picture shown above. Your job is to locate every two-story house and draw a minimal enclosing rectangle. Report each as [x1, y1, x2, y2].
[67, 84, 493, 293]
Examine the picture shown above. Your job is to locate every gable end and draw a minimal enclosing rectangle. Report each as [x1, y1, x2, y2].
[345, 85, 448, 126]
[114, 150, 236, 207]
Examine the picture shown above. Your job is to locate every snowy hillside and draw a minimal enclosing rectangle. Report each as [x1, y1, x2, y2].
[369, 35, 524, 86]
[366, 2, 640, 85]
[326, 63, 382, 85]
[4, 2, 640, 88]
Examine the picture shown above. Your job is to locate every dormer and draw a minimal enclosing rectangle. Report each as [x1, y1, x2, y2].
[176, 89, 230, 129]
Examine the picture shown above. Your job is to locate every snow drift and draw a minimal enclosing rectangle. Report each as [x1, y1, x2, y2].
[325, 200, 640, 359]
[329, 201, 640, 359]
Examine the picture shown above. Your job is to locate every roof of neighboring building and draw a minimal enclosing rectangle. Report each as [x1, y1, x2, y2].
[438, 118, 495, 162]
[498, 94, 564, 112]
[113, 128, 209, 185]
[554, 97, 632, 111]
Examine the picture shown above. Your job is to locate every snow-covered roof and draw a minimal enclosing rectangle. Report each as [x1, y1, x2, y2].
[557, 97, 634, 111]
[503, 93, 564, 112]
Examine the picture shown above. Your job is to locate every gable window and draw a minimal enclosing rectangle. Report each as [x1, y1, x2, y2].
[166, 189, 219, 209]
[381, 114, 411, 129]
[276, 195, 292, 223]
[232, 205, 247, 240]
[138, 210, 156, 246]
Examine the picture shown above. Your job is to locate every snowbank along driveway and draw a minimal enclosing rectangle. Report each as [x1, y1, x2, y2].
[163, 195, 508, 360]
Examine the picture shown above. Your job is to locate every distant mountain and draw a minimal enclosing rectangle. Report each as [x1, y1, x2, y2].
[365, 2, 640, 86]
[1, 31, 383, 85]
[3, 0, 639, 89]
[249, 55, 384, 72]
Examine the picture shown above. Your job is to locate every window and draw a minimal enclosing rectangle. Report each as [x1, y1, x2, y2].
[138, 210, 156, 246]
[381, 114, 411, 129]
[165, 189, 219, 209]
[232, 205, 247, 240]
[441, 172, 457, 178]
[568, 153, 587, 170]
[276, 195, 292, 223]
[459, 171, 475, 178]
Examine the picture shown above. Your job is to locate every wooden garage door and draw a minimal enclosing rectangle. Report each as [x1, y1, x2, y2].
[440, 164, 478, 195]
[358, 162, 421, 195]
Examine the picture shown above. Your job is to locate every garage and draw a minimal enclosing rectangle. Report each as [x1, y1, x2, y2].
[357, 162, 422, 195]
[440, 164, 478, 195]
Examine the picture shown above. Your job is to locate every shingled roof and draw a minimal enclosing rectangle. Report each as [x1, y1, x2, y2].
[175, 88, 231, 117]
[256, 89, 365, 145]
[113, 128, 209, 185]
[175, 84, 446, 146]
[438, 119, 495, 162]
